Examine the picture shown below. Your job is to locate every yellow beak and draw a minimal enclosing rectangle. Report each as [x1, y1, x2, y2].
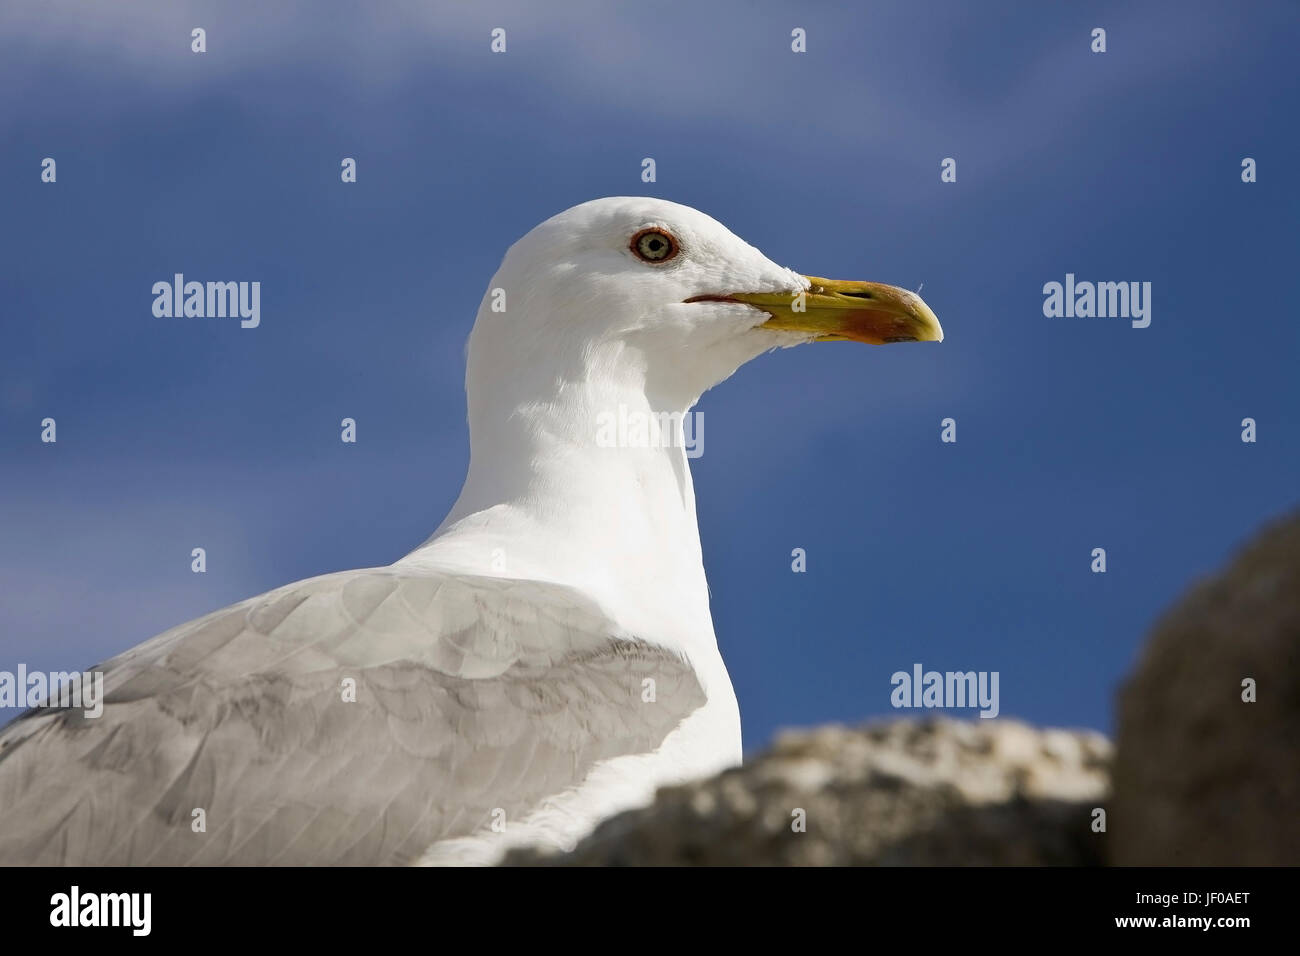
[715, 276, 943, 345]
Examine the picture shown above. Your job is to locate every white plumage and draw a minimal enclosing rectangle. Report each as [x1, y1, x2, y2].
[0, 198, 941, 864]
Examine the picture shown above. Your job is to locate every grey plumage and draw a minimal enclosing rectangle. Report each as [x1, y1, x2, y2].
[0, 569, 704, 865]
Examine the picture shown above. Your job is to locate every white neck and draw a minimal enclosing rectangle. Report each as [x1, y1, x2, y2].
[401, 339, 717, 658]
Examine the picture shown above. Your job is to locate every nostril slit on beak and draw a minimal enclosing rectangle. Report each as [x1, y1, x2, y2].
[840, 291, 873, 299]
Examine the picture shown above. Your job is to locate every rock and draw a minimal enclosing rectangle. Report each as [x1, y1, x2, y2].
[503, 718, 1111, 866]
[503, 511, 1300, 867]
[1111, 511, 1300, 865]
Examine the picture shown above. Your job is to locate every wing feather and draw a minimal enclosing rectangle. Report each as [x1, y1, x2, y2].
[0, 568, 703, 865]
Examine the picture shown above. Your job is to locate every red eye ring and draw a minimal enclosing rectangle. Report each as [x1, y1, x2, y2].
[630, 228, 679, 264]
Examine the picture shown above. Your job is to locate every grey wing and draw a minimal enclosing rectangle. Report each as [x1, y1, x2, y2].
[0, 568, 705, 865]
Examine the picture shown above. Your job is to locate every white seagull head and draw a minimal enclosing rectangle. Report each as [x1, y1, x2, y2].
[466, 196, 943, 411]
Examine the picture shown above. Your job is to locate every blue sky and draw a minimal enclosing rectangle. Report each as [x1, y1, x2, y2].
[2, 0, 1296, 749]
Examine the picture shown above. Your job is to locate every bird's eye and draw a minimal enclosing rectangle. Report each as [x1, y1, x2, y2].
[630, 228, 679, 264]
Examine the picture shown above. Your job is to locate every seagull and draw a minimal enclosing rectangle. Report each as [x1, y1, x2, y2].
[0, 197, 942, 865]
